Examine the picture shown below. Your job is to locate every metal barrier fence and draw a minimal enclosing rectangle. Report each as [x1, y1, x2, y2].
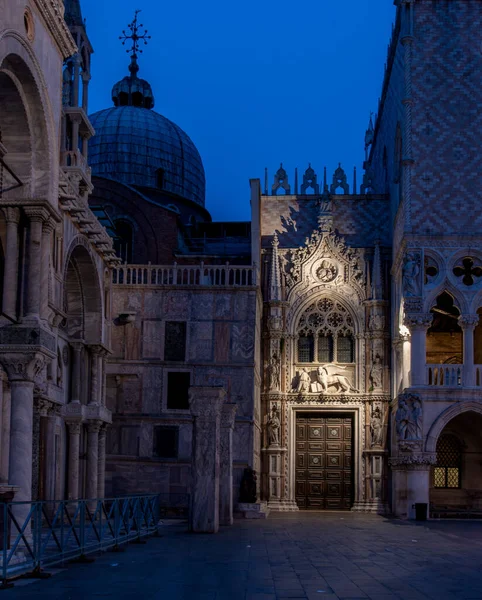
[0, 493, 189, 587]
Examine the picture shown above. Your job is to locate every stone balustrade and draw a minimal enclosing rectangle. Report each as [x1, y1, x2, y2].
[112, 263, 257, 287]
[426, 364, 463, 387]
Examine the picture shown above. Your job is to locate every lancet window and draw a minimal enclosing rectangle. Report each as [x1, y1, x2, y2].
[296, 299, 355, 364]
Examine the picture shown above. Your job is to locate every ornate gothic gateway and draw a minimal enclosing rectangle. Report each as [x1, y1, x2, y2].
[259, 174, 390, 513]
[295, 414, 353, 510]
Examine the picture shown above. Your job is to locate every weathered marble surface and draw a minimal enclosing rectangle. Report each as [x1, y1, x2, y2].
[219, 403, 237, 526]
[189, 387, 226, 533]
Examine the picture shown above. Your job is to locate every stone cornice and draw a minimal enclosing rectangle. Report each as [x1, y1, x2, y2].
[263, 392, 391, 405]
[0, 199, 61, 223]
[33, 0, 77, 59]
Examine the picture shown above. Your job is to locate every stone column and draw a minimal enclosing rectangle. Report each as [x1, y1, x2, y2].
[40, 402, 59, 503]
[70, 343, 83, 404]
[404, 314, 432, 386]
[401, 332, 411, 390]
[1, 382, 11, 483]
[67, 420, 81, 500]
[459, 315, 479, 387]
[89, 347, 101, 405]
[1, 207, 20, 320]
[97, 426, 107, 499]
[24, 208, 46, 320]
[40, 222, 54, 322]
[86, 421, 101, 502]
[219, 403, 236, 526]
[189, 386, 226, 533]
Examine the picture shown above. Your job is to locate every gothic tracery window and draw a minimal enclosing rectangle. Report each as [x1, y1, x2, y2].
[297, 299, 355, 364]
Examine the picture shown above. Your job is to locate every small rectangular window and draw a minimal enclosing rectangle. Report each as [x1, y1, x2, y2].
[298, 335, 314, 363]
[318, 335, 334, 363]
[165, 322, 187, 361]
[337, 335, 354, 363]
[153, 426, 178, 458]
[167, 371, 190, 410]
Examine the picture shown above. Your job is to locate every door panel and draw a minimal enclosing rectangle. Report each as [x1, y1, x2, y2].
[295, 414, 354, 510]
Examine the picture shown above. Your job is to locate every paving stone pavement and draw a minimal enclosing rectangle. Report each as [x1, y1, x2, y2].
[6, 513, 482, 600]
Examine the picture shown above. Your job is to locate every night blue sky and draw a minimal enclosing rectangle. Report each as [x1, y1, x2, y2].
[82, 0, 396, 222]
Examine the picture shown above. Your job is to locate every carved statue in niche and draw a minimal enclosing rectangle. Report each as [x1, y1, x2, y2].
[313, 365, 359, 394]
[267, 353, 281, 391]
[395, 394, 423, 441]
[402, 252, 421, 297]
[369, 354, 383, 390]
[371, 405, 383, 447]
[296, 368, 311, 393]
[267, 404, 281, 446]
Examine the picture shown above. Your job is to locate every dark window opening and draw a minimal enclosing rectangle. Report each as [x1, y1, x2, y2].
[167, 372, 190, 410]
[153, 426, 178, 459]
[164, 322, 187, 361]
[113, 219, 133, 263]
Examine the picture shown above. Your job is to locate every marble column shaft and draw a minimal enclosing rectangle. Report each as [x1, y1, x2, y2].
[25, 214, 43, 319]
[190, 387, 226, 533]
[219, 403, 237, 526]
[86, 422, 100, 501]
[40, 222, 53, 321]
[71, 344, 83, 404]
[1, 384, 11, 483]
[8, 381, 34, 503]
[89, 349, 100, 405]
[1, 208, 20, 320]
[42, 409, 58, 502]
[67, 421, 81, 500]
[97, 427, 106, 499]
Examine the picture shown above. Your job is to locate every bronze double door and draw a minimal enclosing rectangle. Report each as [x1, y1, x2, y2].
[295, 413, 353, 510]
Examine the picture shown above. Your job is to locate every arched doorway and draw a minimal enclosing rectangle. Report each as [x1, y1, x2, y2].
[429, 409, 482, 516]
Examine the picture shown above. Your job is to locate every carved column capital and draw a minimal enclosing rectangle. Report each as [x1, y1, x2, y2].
[66, 420, 81, 435]
[403, 313, 433, 331]
[23, 206, 50, 223]
[189, 386, 226, 420]
[1, 207, 20, 224]
[458, 314, 480, 331]
[0, 352, 46, 382]
[87, 420, 102, 434]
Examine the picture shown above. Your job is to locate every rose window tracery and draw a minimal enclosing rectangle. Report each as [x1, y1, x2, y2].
[297, 299, 355, 364]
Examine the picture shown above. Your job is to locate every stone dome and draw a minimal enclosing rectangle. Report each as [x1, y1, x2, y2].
[89, 107, 205, 207]
[88, 54, 205, 207]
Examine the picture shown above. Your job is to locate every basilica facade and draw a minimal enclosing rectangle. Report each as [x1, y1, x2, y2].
[0, 0, 482, 521]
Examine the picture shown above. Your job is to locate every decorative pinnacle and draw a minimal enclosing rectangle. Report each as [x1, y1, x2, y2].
[119, 10, 151, 57]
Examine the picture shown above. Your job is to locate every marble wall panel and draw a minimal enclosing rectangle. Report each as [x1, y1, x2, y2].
[233, 423, 252, 463]
[141, 368, 163, 414]
[144, 290, 164, 318]
[231, 324, 255, 363]
[110, 325, 125, 359]
[119, 426, 140, 456]
[164, 292, 190, 319]
[214, 322, 230, 363]
[125, 322, 141, 360]
[138, 423, 153, 458]
[120, 376, 142, 413]
[214, 293, 232, 320]
[142, 320, 163, 359]
[189, 322, 213, 362]
[191, 293, 214, 321]
[178, 423, 193, 460]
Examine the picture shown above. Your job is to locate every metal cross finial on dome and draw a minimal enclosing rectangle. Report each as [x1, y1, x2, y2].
[119, 10, 151, 58]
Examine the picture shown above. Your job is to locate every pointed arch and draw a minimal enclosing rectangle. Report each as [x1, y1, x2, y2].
[426, 401, 482, 453]
[423, 281, 468, 315]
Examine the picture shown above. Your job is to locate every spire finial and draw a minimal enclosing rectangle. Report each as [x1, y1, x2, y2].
[119, 10, 151, 59]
